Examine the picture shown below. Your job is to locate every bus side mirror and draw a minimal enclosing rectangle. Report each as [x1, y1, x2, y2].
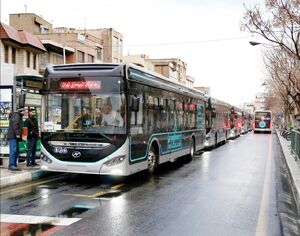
[132, 96, 140, 112]
[19, 93, 26, 108]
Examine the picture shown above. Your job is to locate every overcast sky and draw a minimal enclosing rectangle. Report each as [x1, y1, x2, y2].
[1, 0, 266, 106]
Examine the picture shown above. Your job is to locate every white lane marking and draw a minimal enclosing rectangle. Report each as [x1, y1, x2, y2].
[0, 214, 81, 226]
[256, 137, 273, 236]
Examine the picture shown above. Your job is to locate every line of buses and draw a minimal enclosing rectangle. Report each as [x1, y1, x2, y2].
[32, 63, 270, 176]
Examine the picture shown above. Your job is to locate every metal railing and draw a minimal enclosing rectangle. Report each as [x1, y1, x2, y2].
[291, 129, 300, 159]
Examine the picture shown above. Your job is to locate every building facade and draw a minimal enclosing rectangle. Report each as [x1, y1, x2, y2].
[123, 54, 154, 70]
[9, 13, 123, 69]
[0, 22, 46, 156]
[148, 58, 188, 85]
[77, 28, 123, 63]
[0, 22, 46, 86]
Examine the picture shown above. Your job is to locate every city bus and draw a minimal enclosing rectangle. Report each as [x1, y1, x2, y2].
[39, 63, 206, 176]
[241, 111, 253, 134]
[253, 110, 272, 133]
[205, 97, 231, 149]
[229, 106, 242, 139]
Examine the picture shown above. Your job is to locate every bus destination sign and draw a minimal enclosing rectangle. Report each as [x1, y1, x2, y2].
[59, 81, 101, 90]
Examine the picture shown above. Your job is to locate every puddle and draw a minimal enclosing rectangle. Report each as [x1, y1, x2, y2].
[58, 205, 95, 218]
[37, 184, 58, 189]
[96, 191, 121, 198]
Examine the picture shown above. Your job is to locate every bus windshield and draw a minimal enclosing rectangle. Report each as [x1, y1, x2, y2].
[41, 76, 126, 134]
[255, 112, 271, 121]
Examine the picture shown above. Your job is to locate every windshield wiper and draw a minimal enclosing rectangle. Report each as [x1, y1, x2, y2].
[98, 131, 113, 143]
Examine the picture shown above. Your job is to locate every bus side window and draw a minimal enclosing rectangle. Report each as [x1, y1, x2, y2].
[167, 99, 175, 131]
[130, 93, 143, 134]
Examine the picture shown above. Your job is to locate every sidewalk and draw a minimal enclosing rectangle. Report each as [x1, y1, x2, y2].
[276, 130, 300, 216]
[0, 159, 51, 189]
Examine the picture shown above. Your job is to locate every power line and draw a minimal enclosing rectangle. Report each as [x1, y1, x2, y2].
[122, 36, 253, 47]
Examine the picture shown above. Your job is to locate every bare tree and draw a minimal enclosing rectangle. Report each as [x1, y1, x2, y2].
[241, 0, 300, 125]
[264, 48, 300, 125]
[242, 0, 300, 59]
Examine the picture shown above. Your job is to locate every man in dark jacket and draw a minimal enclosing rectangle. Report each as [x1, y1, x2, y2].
[8, 108, 26, 171]
[24, 108, 39, 167]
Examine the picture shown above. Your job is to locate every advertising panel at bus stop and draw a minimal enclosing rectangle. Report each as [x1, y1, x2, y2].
[0, 86, 13, 154]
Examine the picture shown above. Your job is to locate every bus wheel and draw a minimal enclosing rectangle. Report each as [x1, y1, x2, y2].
[148, 147, 158, 174]
[187, 139, 195, 161]
[190, 139, 195, 157]
[214, 135, 218, 148]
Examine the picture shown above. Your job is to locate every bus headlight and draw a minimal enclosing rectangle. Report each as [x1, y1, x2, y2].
[41, 153, 53, 164]
[104, 155, 126, 166]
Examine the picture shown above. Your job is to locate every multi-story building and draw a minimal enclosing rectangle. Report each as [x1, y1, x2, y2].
[9, 13, 53, 34]
[240, 102, 255, 114]
[123, 54, 154, 70]
[254, 92, 267, 111]
[76, 28, 123, 63]
[0, 22, 46, 156]
[186, 76, 195, 88]
[0, 22, 46, 86]
[9, 13, 123, 69]
[147, 58, 188, 85]
[123, 55, 194, 87]
[194, 86, 211, 97]
[37, 27, 101, 66]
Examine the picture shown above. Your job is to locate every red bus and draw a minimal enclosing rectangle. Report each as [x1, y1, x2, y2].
[253, 110, 272, 133]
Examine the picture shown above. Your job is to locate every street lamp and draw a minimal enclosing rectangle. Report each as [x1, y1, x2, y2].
[249, 41, 279, 48]
[249, 41, 262, 46]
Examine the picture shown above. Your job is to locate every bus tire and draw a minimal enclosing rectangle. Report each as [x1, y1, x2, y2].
[214, 135, 218, 148]
[147, 147, 158, 174]
[189, 139, 195, 158]
[186, 138, 195, 162]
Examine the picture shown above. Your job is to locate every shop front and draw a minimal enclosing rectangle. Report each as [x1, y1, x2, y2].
[0, 75, 42, 158]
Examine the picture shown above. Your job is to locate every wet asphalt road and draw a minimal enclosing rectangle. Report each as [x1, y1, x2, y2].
[1, 132, 290, 235]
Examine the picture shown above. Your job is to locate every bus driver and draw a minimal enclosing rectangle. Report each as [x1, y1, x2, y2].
[102, 103, 123, 127]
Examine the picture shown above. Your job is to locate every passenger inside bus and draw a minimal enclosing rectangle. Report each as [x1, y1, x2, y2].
[95, 108, 102, 125]
[102, 102, 123, 127]
[81, 107, 93, 127]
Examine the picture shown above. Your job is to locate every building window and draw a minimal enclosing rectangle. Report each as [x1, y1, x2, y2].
[88, 54, 94, 63]
[33, 54, 37, 69]
[77, 50, 84, 63]
[96, 47, 102, 61]
[26, 51, 30, 68]
[34, 22, 40, 33]
[112, 36, 118, 55]
[4, 45, 9, 63]
[11, 48, 16, 64]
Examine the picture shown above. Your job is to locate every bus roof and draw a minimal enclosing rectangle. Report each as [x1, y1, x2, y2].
[126, 63, 205, 99]
[44, 63, 205, 100]
[255, 110, 272, 113]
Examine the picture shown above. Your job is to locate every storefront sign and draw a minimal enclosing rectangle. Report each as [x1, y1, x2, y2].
[0, 87, 13, 154]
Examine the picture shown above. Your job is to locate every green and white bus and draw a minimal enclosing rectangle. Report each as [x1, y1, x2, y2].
[40, 63, 206, 176]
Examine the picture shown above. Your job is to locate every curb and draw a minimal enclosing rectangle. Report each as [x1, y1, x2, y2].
[276, 130, 300, 217]
[0, 170, 51, 189]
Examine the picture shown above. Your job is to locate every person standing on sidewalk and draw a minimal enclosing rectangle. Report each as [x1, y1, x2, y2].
[7, 108, 26, 171]
[24, 108, 39, 167]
